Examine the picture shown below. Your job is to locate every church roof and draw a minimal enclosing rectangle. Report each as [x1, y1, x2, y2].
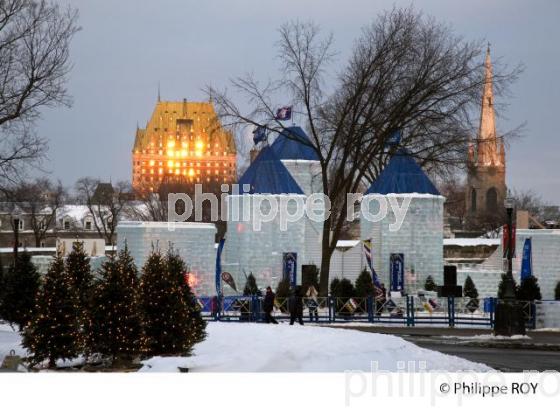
[366, 149, 440, 196]
[270, 126, 319, 161]
[238, 146, 304, 195]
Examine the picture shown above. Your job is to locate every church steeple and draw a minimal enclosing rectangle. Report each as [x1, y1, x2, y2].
[465, 44, 507, 226]
[475, 45, 503, 167]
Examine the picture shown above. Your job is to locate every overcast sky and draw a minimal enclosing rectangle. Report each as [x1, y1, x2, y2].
[38, 0, 560, 203]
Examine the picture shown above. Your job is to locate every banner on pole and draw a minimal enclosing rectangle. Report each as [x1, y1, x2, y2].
[520, 237, 532, 281]
[215, 238, 226, 296]
[283, 252, 297, 287]
[390, 253, 404, 292]
[363, 239, 381, 288]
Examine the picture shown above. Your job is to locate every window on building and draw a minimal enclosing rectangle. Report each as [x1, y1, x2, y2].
[486, 187, 498, 212]
[85, 219, 92, 230]
[470, 188, 477, 212]
[64, 219, 71, 230]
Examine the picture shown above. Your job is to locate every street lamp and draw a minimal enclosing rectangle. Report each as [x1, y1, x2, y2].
[494, 195, 525, 336]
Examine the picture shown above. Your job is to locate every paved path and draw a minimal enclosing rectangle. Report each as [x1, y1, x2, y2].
[331, 325, 560, 372]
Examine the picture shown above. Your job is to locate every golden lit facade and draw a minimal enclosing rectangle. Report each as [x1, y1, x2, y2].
[132, 100, 237, 191]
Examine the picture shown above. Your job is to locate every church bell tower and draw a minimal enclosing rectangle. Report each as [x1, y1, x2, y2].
[466, 45, 507, 225]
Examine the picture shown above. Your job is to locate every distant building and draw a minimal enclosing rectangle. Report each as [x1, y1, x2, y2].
[132, 99, 237, 192]
[465, 46, 507, 224]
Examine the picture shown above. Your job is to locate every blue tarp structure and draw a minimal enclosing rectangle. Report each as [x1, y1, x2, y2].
[270, 126, 319, 161]
[366, 149, 440, 195]
[238, 146, 304, 195]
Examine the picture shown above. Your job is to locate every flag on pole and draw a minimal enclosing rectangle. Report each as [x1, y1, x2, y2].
[252, 125, 267, 145]
[502, 224, 517, 258]
[385, 129, 402, 147]
[520, 237, 532, 281]
[363, 239, 381, 288]
[215, 238, 226, 296]
[221, 271, 238, 292]
[275, 106, 292, 121]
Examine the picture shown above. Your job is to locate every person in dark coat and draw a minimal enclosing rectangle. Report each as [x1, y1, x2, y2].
[288, 286, 304, 325]
[263, 286, 278, 324]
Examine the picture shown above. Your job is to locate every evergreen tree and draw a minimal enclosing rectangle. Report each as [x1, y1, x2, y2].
[497, 274, 518, 299]
[355, 269, 375, 298]
[302, 265, 319, 291]
[243, 273, 261, 296]
[166, 250, 206, 345]
[424, 275, 437, 291]
[555, 281, 560, 301]
[516, 276, 542, 301]
[463, 276, 479, 299]
[140, 251, 194, 356]
[276, 277, 290, 299]
[65, 241, 94, 309]
[0, 252, 40, 330]
[23, 255, 82, 368]
[330, 277, 355, 298]
[89, 247, 143, 364]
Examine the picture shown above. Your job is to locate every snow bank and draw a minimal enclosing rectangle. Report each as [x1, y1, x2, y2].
[140, 322, 491, 372]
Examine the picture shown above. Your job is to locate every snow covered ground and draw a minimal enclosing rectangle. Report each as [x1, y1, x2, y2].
[140, 322, 491, 372]
[2, 321, 491, 372]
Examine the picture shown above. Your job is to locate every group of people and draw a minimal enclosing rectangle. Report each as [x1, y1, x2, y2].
[214, 281, 389, 324]
[263, 285, 320, 325]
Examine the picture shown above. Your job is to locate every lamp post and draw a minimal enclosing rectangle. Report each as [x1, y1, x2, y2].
[494, 196, 525, 336]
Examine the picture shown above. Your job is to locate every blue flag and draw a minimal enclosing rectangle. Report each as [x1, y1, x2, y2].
[520, 238, 532, 281]
[275, 106, 292, 121]
[385, 129, 402, 147]
[215, 238, 226, 296]
[252, 125, 267, 145]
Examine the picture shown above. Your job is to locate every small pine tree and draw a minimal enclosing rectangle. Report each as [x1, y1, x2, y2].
[497, 274, 518, 299]
[302, 265, 319, 291]
[140, 251, 194, 356]
[555, 282, 560, 301]
[89, 247, 143, 364]
[65, 241, 94, 309]
[166, 250, 206, 345]
[463, 276, 479, 299]
[516, 276, 542, 301]
[23, 255, 83, 368]
[330, 277, 355, 298]
[355, 269, 375, 298]
[243, 273, 261, 296]
[275, 277, 290, 299]
[0, 252, 40, 330]
[424, 275, 437, 291]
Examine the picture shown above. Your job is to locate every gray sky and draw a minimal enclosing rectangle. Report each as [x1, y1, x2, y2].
[38, 0, 560, 203]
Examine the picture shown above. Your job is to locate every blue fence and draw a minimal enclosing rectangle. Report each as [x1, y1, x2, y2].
[196, 296, 537, 329]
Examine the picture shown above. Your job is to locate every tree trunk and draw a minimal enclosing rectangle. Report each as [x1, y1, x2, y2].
[319, 218, 334, 297]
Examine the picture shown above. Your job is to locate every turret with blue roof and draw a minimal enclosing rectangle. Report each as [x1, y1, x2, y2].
[365, 149, 440, 195]
[269, 126, 322, 196]
[361, 148, 445, 296]
[238, 145, 304, 195]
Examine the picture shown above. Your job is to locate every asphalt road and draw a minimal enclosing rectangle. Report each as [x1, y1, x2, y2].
[335, 326, 560, 372]
[406, 339, 560, 372]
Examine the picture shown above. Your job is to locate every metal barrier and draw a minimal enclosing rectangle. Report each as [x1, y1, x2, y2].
[197, 295, 536, 329]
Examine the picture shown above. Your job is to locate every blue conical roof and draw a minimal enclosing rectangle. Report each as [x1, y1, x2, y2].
[270, 126, 319, 161]
[238, 146, 304, 194]
[366, 149, 440, 195]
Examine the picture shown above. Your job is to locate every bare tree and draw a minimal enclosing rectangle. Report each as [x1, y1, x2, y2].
[0, 0, 79, 185]
[75, 178, 130, 244]
[7, 177, 65, 246]
[208, 7, 522, 295]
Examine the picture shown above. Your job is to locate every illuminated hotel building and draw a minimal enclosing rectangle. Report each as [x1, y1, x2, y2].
[132, 99, 237, 192]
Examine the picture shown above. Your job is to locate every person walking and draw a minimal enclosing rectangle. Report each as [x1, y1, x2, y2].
[306, 285, 319, 322]
[288, 286, 304, 325]
[263, 286, 278, 324]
